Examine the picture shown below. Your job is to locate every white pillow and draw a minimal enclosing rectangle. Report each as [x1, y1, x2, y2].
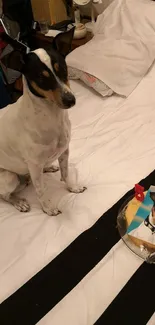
[68, 67, 113, 97]
[67, 0, 155, 97]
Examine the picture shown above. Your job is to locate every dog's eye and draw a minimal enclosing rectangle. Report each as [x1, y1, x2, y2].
[54, 63, 59, 72]
[42, 70, 50, 77]
[38, 73, 45, 83]
[36, 71, 57, 90]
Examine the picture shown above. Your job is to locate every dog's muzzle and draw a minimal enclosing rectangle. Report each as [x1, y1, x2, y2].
[61, 92, 76, 109]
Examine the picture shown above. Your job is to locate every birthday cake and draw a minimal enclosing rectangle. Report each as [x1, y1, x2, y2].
[125, 186, 155, 253]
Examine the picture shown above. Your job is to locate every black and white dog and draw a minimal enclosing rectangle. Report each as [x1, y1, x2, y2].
[0, 29, 86, 216]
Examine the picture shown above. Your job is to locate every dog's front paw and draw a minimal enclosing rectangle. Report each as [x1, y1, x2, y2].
[65, 168, 86, 194]
[67, 185, 87, 194]
[43, 206, 61, 216]
[44, 165, 59, 173]
[40, 197, 61, 216]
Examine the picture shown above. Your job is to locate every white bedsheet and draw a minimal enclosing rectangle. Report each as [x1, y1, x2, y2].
[67, 0, 155, 97]
[1, 61, 155, 322]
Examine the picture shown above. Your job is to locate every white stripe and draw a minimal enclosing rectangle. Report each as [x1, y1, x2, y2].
[33, 49, 53, 71]
[147, 313, 155, 325]
[33, 48, 72, 94]
[33, 49, 62, 87]
[37, 241, 142, 325]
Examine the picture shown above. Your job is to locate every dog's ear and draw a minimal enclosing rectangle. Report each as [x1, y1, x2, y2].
[52, 27, 75, 57]
[0, 32, 28, 53]
[0, 32, 27, 71]
[1, 50, 25, 72]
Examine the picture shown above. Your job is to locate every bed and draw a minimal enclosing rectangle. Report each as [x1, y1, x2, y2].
[1, 0, 155, 324]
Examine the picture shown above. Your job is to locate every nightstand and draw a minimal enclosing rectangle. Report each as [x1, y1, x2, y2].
[31, 31, 93, 51]
[71, 32, 93, 50]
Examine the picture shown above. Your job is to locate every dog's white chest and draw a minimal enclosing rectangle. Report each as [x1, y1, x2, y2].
[31, 107, 71, 164]
[0, 90, 72, 173]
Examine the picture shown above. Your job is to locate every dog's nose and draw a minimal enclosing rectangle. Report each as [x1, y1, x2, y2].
[62, 92, 76, 108]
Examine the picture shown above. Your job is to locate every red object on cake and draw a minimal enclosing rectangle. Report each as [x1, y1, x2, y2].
[134, 184, 144, 202]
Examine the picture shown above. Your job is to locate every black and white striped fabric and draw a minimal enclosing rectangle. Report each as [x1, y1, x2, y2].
[1, 171, 155, 325]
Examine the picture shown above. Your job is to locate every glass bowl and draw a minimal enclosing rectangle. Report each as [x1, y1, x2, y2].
[117, 195, 155, 264]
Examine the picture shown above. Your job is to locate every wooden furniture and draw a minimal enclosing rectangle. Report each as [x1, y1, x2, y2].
[31, 0, 68, 25]
[32, 31, 93, 51]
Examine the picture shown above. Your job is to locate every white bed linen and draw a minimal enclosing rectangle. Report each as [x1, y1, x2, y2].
[1, 61, 155, 323]
[67, 0, 155, 97]
[147, 313, 155, 325]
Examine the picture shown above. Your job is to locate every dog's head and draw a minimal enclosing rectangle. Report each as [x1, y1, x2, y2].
[1, 29, 76, 109]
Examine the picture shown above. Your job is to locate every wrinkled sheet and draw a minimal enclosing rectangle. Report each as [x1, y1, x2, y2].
[67, 0, 155, 97]
[1, 61, 155, 323]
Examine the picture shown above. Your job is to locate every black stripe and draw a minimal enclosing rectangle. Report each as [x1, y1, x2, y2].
[0, 170, 155, 325]
[95, 262, 155, 325]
